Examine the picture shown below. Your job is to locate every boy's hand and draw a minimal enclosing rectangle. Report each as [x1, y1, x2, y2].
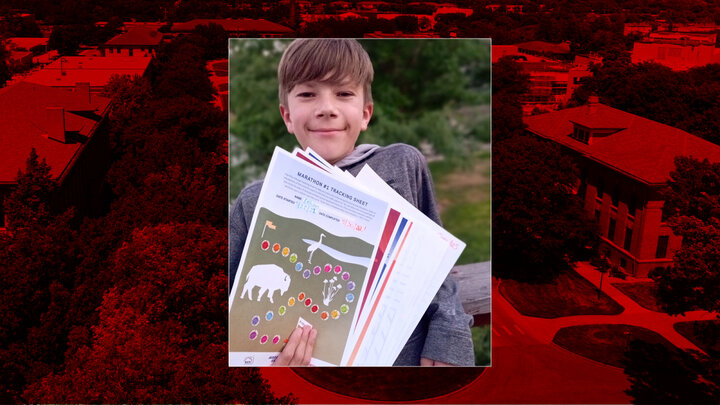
[420, 357, 454, 366]
[273, 325, 317, 366]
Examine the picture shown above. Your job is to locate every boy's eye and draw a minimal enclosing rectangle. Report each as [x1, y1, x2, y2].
[337, 91, 354, 97]
[297, 92, 314, 98]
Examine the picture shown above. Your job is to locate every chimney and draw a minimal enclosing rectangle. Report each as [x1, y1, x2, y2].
[76, 82, 91, 105]
[587, 95, 599, 114]
[46, 107, 66, 143]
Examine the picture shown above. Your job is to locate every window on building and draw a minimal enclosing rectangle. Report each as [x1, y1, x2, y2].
[608, 218, 616, 241]
[129, 48, 133, 56]
[611, 186, 619, 207]
[594, 208, 601, 222]
[628, 195, 636, 217]
[597, 178, 604, 200]
[656, 235, 669, 258]
[624, 227, 632, 251]
[620, 258, 627, 269]
[571, 126, 590, 144]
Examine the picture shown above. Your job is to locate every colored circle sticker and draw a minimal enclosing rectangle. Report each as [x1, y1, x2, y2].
[340, 304, 349, 314]
[331, 310, 340, 319]
[260, 335, 268, 344]
[251, 315, 260, 326]
[282, 247, 290, 257]
[266, 311, 274, 321]
[320, 311, 329, 320]
[313, 266, 321, 275]
[342, 272, 350, 281]
[261, 240, 270, 250]
[249, 330, 258, 340]
[295, 262, 303, 271]
[311, 304, 319, 313]
[347, 281, 355, 291]
[290, 254, 298, 263]
[272, 335, 280, 344]
[298, 292, 305, 301]
[346, 293, 355, 303]
[324, 264, 332, 272]
[272, 243, 281, 253]
[303, 270, 311, 279]
[334, 265, 342, 274]
[288, 297, 295, 307]
[278, 306, 286, 316]
[305, 298, 312, 306]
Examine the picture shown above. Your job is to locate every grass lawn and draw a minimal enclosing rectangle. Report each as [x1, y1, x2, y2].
[499, 270, 624, 318]
[612, 281, 665, 312]
[553, 324, 678, 368]
[293, 367, 484, 401]
[473, 324, 491, 366]
[429, 150, 491, 265]
[674, 319, 720, 358]
[429, 151, 491, 365]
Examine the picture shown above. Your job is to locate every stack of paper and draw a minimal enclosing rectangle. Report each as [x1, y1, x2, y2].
[229, 146, 465, 366]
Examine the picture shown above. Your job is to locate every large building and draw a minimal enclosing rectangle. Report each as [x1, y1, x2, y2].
[23, 55, 152, 92]
[631, 31, 720, 70]
[524, 98, 720, 277]
[99, 24, 164, 57]
[0, 82, 112, 228]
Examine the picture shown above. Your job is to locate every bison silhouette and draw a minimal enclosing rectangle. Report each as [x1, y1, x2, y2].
[241, 264, 291, 304]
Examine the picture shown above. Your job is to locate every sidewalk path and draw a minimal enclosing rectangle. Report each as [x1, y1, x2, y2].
[499, 262, 718, 355]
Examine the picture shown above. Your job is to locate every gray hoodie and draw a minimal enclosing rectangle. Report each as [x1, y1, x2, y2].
[229, 143, 475, 366]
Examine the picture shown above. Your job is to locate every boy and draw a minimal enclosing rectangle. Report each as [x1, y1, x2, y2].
[229, 39, 474, 366]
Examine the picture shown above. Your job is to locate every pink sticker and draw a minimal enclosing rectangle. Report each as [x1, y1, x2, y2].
[260, 335, 268, 344]
[272, 335, 280, 344]
[324, 264, 332, 272]
[334, 265, 342, 274]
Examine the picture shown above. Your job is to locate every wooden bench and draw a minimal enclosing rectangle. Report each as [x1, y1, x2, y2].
[450, 261, 491, 326]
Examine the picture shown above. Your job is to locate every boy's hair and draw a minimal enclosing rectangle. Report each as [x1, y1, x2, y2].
[278, 39, 374, 106]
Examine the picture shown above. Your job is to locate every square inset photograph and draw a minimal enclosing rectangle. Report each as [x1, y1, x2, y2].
[228, 38, 491, 367]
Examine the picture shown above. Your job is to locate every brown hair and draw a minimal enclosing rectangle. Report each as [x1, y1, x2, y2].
[278, 39, 374, 106]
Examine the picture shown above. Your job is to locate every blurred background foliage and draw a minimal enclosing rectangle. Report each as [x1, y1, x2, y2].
[229, 38, 490, 205]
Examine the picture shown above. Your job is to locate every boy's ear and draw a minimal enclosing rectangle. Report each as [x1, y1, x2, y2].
[361, 103, 373, 131]
[279, 104, 294, 134]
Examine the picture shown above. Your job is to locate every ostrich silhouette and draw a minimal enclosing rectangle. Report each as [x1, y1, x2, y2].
[307, 233, 325, 264]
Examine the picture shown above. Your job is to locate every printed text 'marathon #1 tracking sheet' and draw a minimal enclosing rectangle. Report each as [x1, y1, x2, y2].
[229, 146, 464, 366]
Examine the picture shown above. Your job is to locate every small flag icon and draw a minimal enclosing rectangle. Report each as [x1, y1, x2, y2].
[262, 220, 276, 238]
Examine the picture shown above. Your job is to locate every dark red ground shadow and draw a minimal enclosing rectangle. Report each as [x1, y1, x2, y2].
[291, 367, 484, 401]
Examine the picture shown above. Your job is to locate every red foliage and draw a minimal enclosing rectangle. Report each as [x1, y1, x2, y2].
[25, 223, 290, 403]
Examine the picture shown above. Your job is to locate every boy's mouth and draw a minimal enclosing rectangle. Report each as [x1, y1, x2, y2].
[309, 128, 344, 135]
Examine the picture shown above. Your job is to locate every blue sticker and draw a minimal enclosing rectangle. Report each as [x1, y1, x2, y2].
[266, 311, 274, 321]
[295, 262, 303, 271]
[346, 293, 355, 303]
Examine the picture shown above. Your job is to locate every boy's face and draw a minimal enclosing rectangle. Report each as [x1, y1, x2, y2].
[280, 80, 373, 165]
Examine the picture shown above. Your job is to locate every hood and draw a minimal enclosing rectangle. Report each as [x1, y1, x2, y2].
[335, 144, 380, 169]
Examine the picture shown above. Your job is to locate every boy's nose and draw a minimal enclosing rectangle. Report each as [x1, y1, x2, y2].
[315, 96, 338, 118]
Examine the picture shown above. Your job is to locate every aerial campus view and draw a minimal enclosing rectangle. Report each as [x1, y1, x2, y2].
[1, 0, 720, 403]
